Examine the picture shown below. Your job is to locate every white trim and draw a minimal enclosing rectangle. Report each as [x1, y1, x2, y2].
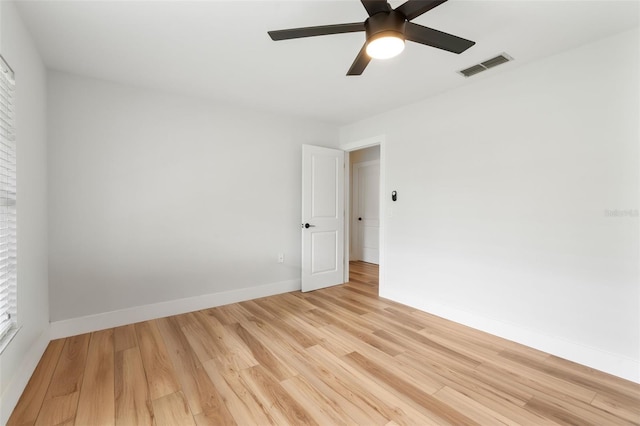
[0, 326, 21, 355]
[344, 151, 351, 264]
[352, 160, 380, 263]
[341, 136, 384, 152]
[381, 287, 640, 384]
[0, 329, 51, 426]
[50, 279, 300, 339]
[340, 135, 386, 288]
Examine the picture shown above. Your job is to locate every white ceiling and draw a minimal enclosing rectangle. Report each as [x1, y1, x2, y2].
[14, 0, 640, 124]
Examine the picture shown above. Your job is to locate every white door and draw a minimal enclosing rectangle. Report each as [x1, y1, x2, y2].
[301, 145, 345, 292]
[354, 161, 380, 264]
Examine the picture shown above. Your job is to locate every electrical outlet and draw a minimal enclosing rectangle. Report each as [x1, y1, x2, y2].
[278, 253, 285, 263]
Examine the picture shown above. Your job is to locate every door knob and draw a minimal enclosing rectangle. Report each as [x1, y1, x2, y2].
[303, 223, 316, 228]
[358, 217, 362, 221]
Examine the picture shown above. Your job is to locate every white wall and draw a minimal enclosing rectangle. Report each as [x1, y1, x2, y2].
[340, 29, 639, 382]
[48, 71, 338, 325]
[0, 2, 50, 422]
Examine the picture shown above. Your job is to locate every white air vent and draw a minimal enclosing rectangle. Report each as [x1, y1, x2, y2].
[458, 53, 513, 77]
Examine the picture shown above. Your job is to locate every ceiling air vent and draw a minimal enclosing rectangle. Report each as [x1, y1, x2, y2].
[458, 53, 513, 77]
[458, 64, 486, 77]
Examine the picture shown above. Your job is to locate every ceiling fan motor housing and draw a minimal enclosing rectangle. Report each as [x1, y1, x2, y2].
[365, 10, 407, 43]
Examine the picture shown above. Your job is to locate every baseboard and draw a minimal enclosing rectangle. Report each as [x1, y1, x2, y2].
[381, 288, 640, 384]
[50, 279, 301, 339]
[0, 329, 51, 426]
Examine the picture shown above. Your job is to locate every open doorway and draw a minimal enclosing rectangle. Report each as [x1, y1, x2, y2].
[347, 145, 381, 293]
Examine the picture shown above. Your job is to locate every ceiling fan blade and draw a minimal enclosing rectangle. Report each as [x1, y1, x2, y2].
[396, 0, 448, 21]
[347, 44, 371, 76]
[405, 22, 475, 53]
[361, 0, 391, 16]
[268, 22, 365, 41]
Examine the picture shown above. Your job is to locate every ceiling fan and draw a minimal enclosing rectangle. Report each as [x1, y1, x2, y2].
[268, 0, 476, 76]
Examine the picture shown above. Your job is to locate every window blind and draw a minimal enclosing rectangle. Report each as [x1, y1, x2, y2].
[0, 54, 16, 345]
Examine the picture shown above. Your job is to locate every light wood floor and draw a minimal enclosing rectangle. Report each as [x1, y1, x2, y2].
[8, 261, 640, 425]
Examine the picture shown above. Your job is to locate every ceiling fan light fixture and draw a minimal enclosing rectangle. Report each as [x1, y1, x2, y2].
[366, 31, 405, 59]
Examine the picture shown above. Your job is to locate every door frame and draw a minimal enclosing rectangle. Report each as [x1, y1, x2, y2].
[352, 159, 380, 262]
[341, 135, 386, 290]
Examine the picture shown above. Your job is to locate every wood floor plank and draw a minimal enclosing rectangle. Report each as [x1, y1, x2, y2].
[305, 295, 378, 332]
[376, 328, 481, 371]
[309, 290, 370, 316]
[315, 324, 445, 394]
[501, 348, 622, 396]
[114, 347, 153, 426]
[409, 308, 549, 362]
[224, 309, 389, 424]
[249, 299, 322, 349]
[294, 307, 333, 328]
[188, 310, 259, 370]
[230, 323, 297, 381]
[514, 350, 640, 414]
[525, 395, 634, 426]
[237, 300, 277, 321]
[215, 304, 253, 325]
[591, 393, 640, 424]
[417, 323, 509, 358]
[376, 321, 483, 369]
[179, 316, 220, 364]
[400, 348, 538, 413]
[278, 292, 319, 313]
[35, 334, 90, 426]
[114, 324, 138, 353]
[432, 386, 520, 425]
[35, 394, 78, 426]
[202, 306, 236, 326]
[75, 329, 115, 426]
[418, 328, 505, 366]
[151, 391, 195, 426]
[156, 316, 235, 424]
[545, 355, 640, 395]
[292, 361, 388, 425]
[207, 304, 246, 325]
[308, 305, 404, 357]
[280, 374, 357, 426]
[134, 320, 181, 400]
[238, 365, 318, 425]
[237, 321, 387, 425]
[377, 306, 429, 330]
[10, 261, 640, 426]
[322, 285, 388, 312]
[201, 357, 275, 425]
[434, 369, 560, 425]
[7, 339, 65, 426]
[187, 310, 234, 357]
[307, 345, 446, 425]
[339, 350, 476, 425]
[229, 311, 311, 359]
[476, 356, 598, 404]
